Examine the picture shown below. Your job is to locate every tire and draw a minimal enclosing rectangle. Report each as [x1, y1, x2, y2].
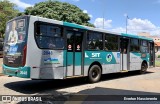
[88, 65, 101, 83]
[140, 62, 148, 74]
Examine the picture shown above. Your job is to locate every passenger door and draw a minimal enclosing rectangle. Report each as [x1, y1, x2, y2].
[149, 42, 154, 66]
[66, 30, 83, 77]
[120, 38, 129, 71]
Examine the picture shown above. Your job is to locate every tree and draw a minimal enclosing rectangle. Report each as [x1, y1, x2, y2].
[24, 0, 94, 27]
[0, 0, 19, 38]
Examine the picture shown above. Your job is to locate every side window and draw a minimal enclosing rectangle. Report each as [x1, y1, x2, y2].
[87, 32, 103, 50]
[105, 34, 118, 51]
[130, 39, 140, 52]
[67, 31, 74, 51]
[140, 40, 148, 53]
[35, 22, 64, 49]
[141, 40, 148, 46]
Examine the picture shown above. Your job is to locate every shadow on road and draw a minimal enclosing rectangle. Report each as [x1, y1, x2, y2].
[101, 71, 153, 82]
[16, 87, 160, 104]
[4, 71, 154, 94]
[4, 78, 88, 94]
[78, 87, 160, 95]
[66, 87, 160, 104]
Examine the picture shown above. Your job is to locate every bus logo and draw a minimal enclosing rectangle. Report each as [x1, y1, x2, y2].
[85, 53, 89, 58]
[92, 53, 100, 58]
[2, 96, 11, 102]
[106, 54, 112, 62]
[44, 58, 60, 64]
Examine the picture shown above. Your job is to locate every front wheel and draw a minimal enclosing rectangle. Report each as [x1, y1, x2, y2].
[88, 65, 101, 83]
[140, 62, 148, 74]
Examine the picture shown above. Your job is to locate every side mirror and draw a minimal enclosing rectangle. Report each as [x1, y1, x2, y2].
[155, 48, 158, 53]
[155, 43, 158, 53]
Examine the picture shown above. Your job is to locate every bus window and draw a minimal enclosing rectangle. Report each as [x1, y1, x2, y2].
[35, 22, 64, 49]
[105, 34, 118, 51]
[140, 40, 148, 53]
[87, 32, 103, 50]
[130, 39, 140, 52]
[120, 39, 128, 54]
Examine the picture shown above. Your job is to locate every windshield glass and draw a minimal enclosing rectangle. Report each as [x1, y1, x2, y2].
[3, 16, 28, 67]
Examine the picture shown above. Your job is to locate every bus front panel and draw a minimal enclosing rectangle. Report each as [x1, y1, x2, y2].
[3, 16, 30, 78]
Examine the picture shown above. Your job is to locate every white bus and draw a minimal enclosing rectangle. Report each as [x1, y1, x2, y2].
[3, 15, 155, 83]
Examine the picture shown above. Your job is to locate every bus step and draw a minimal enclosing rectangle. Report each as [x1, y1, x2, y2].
[120, 70, 128, 73]
[66, 75, 84, 79]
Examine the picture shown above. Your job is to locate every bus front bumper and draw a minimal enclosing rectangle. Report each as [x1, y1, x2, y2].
[2, 65, 30, 78]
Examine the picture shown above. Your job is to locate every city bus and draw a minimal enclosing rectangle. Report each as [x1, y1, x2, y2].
[3, 15, 155, 83]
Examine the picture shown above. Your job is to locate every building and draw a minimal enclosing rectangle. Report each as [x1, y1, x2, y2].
[138, 32, 150, 37]
[138, 32, 160, 57]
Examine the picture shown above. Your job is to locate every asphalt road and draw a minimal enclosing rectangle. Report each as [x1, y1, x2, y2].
[0, 67, 160, 104]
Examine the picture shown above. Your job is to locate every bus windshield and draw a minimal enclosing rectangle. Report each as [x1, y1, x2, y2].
[3, 16, 28, 67]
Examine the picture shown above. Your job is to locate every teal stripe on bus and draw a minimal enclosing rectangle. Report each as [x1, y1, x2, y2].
[121, 33, 153, 41]
[3, 65, 30, 78]
[63, 50, 67, 67]
[131, 52, 141, 57]
[63, 50, 118, 66]
[84, 51, 117, 65]
[75, 52, 82, 66]
[63, 22, 87, 30]
[141, 53, 150, 62]
[67, 52, 74, 66]
[131, 52, 150, 62]
[63, 50, 82, 66]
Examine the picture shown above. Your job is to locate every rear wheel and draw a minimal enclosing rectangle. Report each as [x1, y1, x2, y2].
[140, 62, 148, 74]
[88, 65, 101, 83]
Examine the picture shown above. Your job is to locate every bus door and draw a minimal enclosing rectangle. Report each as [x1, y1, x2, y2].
[149, 42, 154, 66]
[66, 30, 83, 77]
[120, 38, 129, 71]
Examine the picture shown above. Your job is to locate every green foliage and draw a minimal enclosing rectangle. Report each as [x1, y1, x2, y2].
[155, 60, 160, 67]
[24, 0, 94, 27]
[158, 55, 160, 58]
[0, 0, 19, 38]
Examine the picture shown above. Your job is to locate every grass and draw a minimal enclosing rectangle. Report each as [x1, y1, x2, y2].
[155, 60, 160, 67]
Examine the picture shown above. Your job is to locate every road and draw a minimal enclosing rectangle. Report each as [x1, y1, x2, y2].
[0, 67, 160, 104]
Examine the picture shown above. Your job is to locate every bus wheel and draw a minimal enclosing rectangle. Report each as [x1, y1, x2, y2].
[140, 62, 147, 74]
[88, 65, 101, 83]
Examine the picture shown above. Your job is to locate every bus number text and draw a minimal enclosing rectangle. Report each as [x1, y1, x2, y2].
[43, 51, 53, 55]
[20, 71, 27, 75]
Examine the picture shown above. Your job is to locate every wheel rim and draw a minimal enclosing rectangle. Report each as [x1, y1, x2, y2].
[142, 63, 147, 71]
[92, 68, 99, 78]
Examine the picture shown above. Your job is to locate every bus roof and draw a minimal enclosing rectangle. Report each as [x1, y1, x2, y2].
[12, 15, 153, 41]
[121, 33, 153, 41]
[7, 15, 30, 23]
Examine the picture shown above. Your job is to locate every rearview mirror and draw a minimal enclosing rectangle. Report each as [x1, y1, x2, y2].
[155, 43, 158, 53]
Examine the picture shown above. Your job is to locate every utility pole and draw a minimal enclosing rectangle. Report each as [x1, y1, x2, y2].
[103, 14, 105, 29]
[124, 14, 129, 34]
[102, 0, 106, 29]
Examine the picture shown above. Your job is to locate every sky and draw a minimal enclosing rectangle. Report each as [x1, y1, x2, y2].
[6, 0, 160, 36]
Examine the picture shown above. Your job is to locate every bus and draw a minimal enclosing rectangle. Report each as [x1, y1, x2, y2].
[2, 15, 155, 83]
